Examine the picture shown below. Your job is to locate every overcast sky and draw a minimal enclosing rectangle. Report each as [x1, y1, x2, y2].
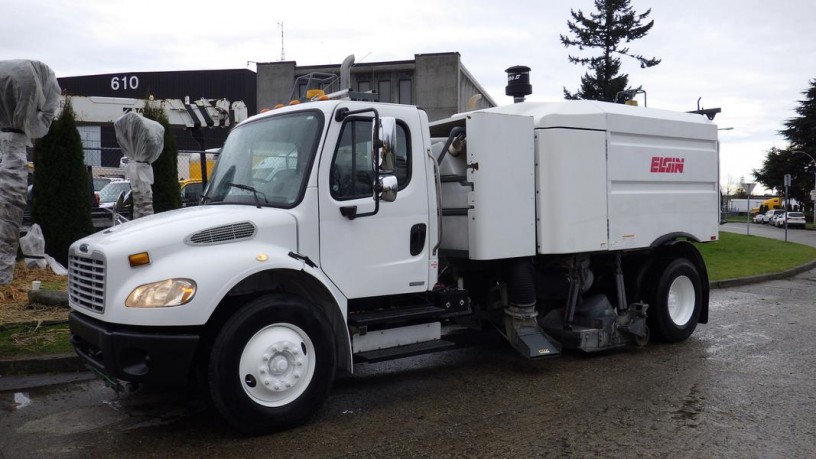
[3, 0, 815, 194]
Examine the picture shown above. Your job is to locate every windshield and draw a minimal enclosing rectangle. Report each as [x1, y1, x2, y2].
[204, 111, 324, 208]
[98, 181, 131, 203]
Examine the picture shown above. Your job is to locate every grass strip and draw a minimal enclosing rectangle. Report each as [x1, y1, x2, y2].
[697, 231, 816, 281]
[0, 322, 74, 358]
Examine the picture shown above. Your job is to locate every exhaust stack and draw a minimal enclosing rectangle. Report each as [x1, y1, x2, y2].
[340, 55, 355, 90]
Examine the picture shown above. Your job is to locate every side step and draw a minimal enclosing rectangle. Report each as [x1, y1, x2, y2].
[349, 305, 446, 327]
[354, 339, 457, 363]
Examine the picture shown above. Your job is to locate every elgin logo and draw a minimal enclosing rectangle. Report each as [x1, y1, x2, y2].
[650, 156, 685, 173]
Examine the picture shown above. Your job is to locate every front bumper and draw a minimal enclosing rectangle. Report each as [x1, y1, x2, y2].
[69, 311, 200, 385]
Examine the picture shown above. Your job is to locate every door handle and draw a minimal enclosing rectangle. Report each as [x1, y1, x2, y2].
[410, 224, 426, 256]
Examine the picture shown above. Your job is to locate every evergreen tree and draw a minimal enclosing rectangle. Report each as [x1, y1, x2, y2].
[560, 0, 661, 102]
[754, 80, 816, 206]
[32, 98, 93, 265]
[780, 79, 816, 153]
[142, 103, 181, 212]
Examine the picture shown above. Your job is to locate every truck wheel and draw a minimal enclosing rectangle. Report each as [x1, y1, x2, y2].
[208, 294, 335, 435]
[648, 258, 702, 342]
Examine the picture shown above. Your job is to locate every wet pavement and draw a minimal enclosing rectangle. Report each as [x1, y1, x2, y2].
[2, 271, 816, 458]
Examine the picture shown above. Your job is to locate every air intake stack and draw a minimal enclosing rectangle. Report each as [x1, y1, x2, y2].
[505, 66, 532, 103]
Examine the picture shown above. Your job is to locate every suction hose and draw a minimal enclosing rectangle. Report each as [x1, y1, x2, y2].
[437, 126, 465, 166]
[506, 259, 537, 319]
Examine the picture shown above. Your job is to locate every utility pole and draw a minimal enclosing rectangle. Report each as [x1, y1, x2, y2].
[792, 150, 816, 227]
[784, 174, 791, 242]
[278, 22, 285, 61]
[741, 181, 756, 235]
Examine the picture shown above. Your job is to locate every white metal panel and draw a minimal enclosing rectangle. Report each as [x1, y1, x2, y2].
[467, 111, 536, 260]
[536, 129, 608, 254]
[352, 322, 441, 353]
[607, 128, 719, 249]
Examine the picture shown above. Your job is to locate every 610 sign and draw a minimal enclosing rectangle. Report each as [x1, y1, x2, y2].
[110, 75, 139, 91]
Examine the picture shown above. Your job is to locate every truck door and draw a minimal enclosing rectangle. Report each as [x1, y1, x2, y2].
[318, 107, 430, 299]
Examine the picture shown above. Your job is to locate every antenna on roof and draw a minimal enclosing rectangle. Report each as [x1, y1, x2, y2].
[278, 21, 285, 61]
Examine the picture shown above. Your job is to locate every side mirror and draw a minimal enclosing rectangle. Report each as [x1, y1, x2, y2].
[375, 117, 397, 172]
[379, 175, 398, 202]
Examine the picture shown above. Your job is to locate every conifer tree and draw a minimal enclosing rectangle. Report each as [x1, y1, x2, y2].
[561, 0, 661, 102]
[32, 98, 93, 265]
[142, 104, 181, 213]
[780, 79, 816, 153]
[753, 80, 816, 205]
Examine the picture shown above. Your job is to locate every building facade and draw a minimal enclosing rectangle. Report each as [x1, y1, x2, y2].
[53, 53, 495, 169]
[256, 52, 496, 122]
[57, 69, 256, 167]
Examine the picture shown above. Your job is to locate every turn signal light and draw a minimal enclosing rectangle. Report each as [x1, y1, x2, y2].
[128, 252, 150, 267]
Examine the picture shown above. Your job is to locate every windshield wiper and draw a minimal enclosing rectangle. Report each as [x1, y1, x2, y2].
[227, 183, 268, 209]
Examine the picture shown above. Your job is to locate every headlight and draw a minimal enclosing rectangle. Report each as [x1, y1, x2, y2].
[125, 279, 196, 308]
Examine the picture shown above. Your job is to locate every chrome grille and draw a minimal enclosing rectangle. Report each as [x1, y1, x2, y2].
[186, 222, 256, 246]
[68, 255, 106, 313]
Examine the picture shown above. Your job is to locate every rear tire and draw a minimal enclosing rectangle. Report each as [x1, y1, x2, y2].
[208, 294, 335, 435]
[647, 258, 702, 342]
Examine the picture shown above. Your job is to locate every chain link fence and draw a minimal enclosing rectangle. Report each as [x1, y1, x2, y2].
[81, 148, 217, 183]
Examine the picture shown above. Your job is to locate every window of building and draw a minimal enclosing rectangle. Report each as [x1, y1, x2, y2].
[77, 125, 101, 166]
[378, 80, 391, 103]
[399, 79, 412, 104]
[358, 81, 371, 92]
[330, 118, 410, 200]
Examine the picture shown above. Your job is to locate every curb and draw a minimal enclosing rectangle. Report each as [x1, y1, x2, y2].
[3, 259, 816, 383]
[709, 259, 816, 289]
[0, 353, 86, 377]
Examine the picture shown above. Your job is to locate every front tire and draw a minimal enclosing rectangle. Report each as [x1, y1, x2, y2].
[208, 294, 336, 435]
[647, 258, 702, 342]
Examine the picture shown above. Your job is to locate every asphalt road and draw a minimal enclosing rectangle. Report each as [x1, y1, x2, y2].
[721, 220, 816, 246]
[2, 270, 816, 457]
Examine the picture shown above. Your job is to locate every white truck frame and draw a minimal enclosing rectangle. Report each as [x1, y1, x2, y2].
[67, 98, 719, 434]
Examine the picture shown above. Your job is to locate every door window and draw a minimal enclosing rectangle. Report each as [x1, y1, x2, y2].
[330, 118, 410, 200]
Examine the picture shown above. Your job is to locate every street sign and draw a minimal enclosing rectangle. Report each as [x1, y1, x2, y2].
[740, 182, 756, 194]
[784, 174, 792, 187]
[811, 190, 816, 201]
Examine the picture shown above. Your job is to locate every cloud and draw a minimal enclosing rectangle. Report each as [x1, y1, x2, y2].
[1, 0, 814, 185]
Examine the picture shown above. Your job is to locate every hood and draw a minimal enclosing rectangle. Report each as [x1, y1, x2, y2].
[73, 205, 298, 258]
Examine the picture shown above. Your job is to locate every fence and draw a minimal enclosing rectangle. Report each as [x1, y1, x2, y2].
[83, 148, 218, 186]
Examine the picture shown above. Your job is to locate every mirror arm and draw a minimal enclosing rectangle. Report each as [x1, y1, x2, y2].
[341, 195, 381, 220]
[335, 107, 398, 220]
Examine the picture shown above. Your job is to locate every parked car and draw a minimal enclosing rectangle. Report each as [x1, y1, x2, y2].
[93, 177, 113, 192]
[775, 211, 807, 229]
[752, 213, 764, 223]
[97, 180, 131, 208]
[93, 180, 132, 228]
[764, 209, 785, 224]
